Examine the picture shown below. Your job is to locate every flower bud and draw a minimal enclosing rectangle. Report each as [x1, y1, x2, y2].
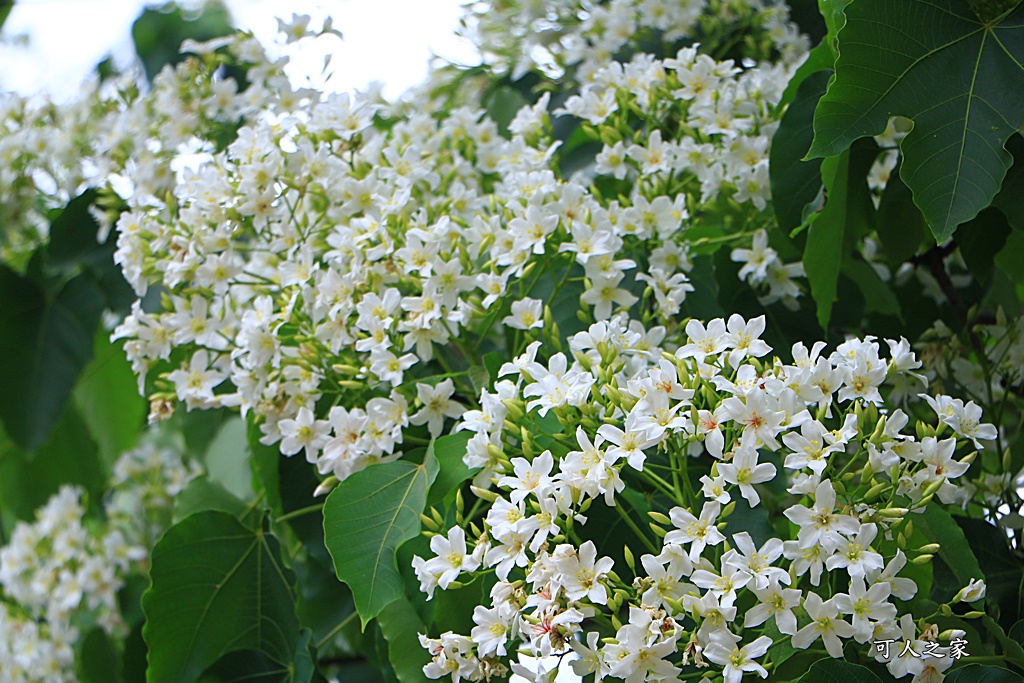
[623, 545, 636, 572]
[911, 553, 934, 565]
[470, 485, 499, 502]
[313, 476, 339, 497]
[420, 513, 439, 532]
[648, 511, 672, 525]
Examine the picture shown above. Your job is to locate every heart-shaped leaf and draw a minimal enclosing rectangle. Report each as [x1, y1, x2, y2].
[808, 0, 1024, 242]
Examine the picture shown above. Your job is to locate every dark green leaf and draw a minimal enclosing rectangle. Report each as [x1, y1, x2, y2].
[133, 2, 235, 83]
[956, 516, 1024, 628]
[771, 71, 830, 232]
[958, 207, 1013, 282]
[944, 664, 1024, 683]
[427, 432, 474, 507]
[378, 597, 432, 683]
[323, 453, 439, 626]
[0, 405, 105, 522]
[143, 511, 299, 683]
[46, 190, 104, 270]
[82, 627, 124, 683]
[796, 658, 885, 683]
[996, 230, 1024, 286]
[485, 86, 528, 137]
[0, 2, 12, 31]
[199, 632, 319, 683]
[173, 476, 250, 522]
[843, 258, 901, 318]
[0, 267, 104, 451]
[993, 134, 1024, 231]
[808, 0, 1024, 241]
[73, 333, 147, 468]
[483, 352, 504, 389]
[877, 160, 928, 266]
[917, 508, 985, 589]
[802, 139, 877, 331]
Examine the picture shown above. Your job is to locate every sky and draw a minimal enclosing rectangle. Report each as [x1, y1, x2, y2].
[0, 0, 480, 100]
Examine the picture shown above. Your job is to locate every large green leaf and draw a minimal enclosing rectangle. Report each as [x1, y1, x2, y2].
[802, 139, 877, 331]
[917, 507, 985, 589]
[73, 333, 147, 468]
[427, 432, 474, 507]
[796, 658, 885, 683]
[771, 70, 831, 232]
[0, 405, 106, 523]
[876, 160, 929, 267]
[958, 207, 1014, 282]
[807, 0, 1024, 242]
[142, 511, 299, 683]
[199, 631, 321, 683]
[956, 516, 1024, 628]
[0, 267, 104, 451]
[378, 597, 432, 683]
[945, 664, 1024, 683]
[323, 452, 439, 626]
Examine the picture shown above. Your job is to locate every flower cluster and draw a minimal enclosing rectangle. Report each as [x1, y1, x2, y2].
[0, 441, 198, 683]
[414, 313, 998, 683]
[107, 19, 806, 485]
[460, 0, 808, 82]
[0, 487, 140, 682]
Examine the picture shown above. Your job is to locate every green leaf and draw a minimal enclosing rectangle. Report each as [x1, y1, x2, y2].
[771, 70, 831, 232]
[876, 160, 928, 267]
[378, 597, 432, 683]
[996, 230, 1024, 286]
[807, 0, 1024, 242]
[956, 516, 1024, 628]
[0, 2, 13, 32]
[142, 511, 299, 683]
[82, 627, 124, 683]
[173, 476, 250, 522]
[802, 139, 877, 331]
[944, 664, 1024, 683]
[202, 416, 253, 501]
[796, 658, 885, 683]
[0, 405, 106, 522]
[199, 631, 321, 683]
[993, 134, 1024, 231]
[0, 267, 104, 451]
[843, 258, 902, 318]
[485, 86, 528, 137]
[427, 432, 474, 507]
[959, 207, 1014, 282]
[73, 333, 147, 468]
[917, 507, 985, 588]
[323, 452, 439, 627]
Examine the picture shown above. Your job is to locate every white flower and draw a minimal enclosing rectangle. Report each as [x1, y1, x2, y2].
[410, 379, 464, 437]
[743, 575, 801, 635]
[954, 578, 986, 603]
[554, 541, 615, 604]
[665, 501, 726, 561]
[791, 592, 854, 657]
[277, 407, 331, 459]
[717, 439, 777, 507]
[731, 230, 776, 284]
[703, 631, 773, 683]
[833, 576, 897, 642]
[503, 297, 544, 330]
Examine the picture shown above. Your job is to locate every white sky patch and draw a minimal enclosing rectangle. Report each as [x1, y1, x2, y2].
[0, 0, 478, 100]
